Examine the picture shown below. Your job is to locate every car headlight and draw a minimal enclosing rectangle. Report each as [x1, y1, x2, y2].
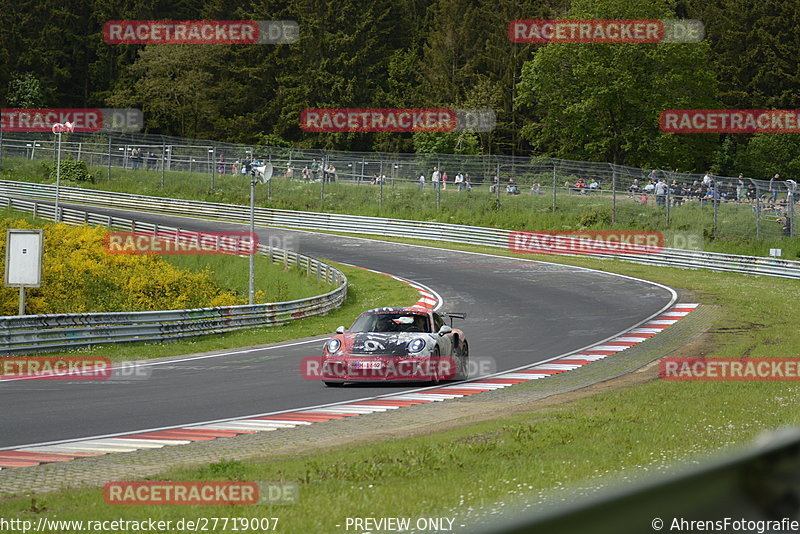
[326, 338, 341, 354]
[408, 338, 426, 353]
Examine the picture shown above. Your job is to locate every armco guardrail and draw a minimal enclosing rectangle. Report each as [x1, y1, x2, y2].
[0, 196, 347, 354]
[0, 179, 798, 279]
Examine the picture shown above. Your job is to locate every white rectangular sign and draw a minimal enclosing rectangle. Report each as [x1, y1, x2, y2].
[5, 229, 44, 287]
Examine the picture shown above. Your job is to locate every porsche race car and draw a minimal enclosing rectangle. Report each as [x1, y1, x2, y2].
[320, 307, 469, 386]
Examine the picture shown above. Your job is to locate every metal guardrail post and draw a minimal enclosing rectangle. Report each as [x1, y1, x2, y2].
[552, 159, 557, 213]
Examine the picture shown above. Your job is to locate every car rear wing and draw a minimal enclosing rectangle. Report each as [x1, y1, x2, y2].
[441, 312, 466, 325]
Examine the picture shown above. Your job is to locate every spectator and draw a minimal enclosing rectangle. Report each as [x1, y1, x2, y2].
[490, 175, 500, 194]
[431, 167, 441, 190]
[736, 175, 746, 202]
[530, 182, 542, 195]
[455, 172, 465, 192]
[442, 171, 448, 190]
[311, 159, 320, 181]
[464, 173, 472, 191]
[702, 170, 713, 187]
[628, 178, 640, 197]
[588, 179, 600, 192]
[418, 172, 425, 189]
[147, 152, 157, 171]
[655, 178, 668, 207]
[506, 178, 520, 195]
[302, 165, 310, 181]
[284, 166, 294, 179]
[769, 173, 780, 204]
[647, 169, 658, 182]
[786, 179, 797, 205]
[644, 180, 655, 194]
[572, 177, 586, 194]
[324, 163, 337, 182]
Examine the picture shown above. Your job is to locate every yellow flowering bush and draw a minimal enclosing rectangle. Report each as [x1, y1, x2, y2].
[0, 219, 244, 315]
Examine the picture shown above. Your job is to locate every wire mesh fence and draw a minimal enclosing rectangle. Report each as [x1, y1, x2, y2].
[0, 130, 796, 242]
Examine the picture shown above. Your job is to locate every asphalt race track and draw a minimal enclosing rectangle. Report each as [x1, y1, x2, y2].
[0, 202, 676, 449]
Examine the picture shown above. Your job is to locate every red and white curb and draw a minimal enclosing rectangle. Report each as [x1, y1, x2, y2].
[0, 296, 696, 469]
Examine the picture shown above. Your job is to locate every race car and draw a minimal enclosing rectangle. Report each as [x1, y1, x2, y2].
[320, 307, 469, 386]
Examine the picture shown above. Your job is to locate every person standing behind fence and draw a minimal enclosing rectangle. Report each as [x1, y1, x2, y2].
[418, 172, 425, 189]
[311, 159, 320, 181]
[442, 171, 447, 190]
[455, 172, 465, 191]
[431, 167, 440, 190]
[736, 174, 745, 202]
[655, 178, 668, 207]
[769, 173, 780, 204]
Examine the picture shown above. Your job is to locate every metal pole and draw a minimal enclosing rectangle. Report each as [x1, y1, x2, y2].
[18, 287, 25, 316]
[756, 194, 761, 238]
[55, 132, 62, 223]
[665, 172, 671, 225]
[611, 166, 617, 224]
[0, 126, 4, 171]
[496, 161, 501, 210]
[249, 177, 256, 305]
[790, 193, 795, 237]
[320, 155, 326, 205]
[107, 137, 112, 181]
[267, 175, 272, 200]
[160, 140, 166, 188]
[211, 146, 216, 191]
[713, 187, 718, 239]
[379, 160, 384, 210]
[552, 159, 557, 213]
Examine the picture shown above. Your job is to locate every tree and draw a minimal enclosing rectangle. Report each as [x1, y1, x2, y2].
[736, 134, 800, 179]
[516, 0, 719, 169]
[6, 73, 45, 107]
[412, 131, 480, 155]
[108, 44, 230, 138]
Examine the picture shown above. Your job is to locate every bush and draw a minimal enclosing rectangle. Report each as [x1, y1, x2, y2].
[48, 159, 95, 183]
[0, 219, 241, 315]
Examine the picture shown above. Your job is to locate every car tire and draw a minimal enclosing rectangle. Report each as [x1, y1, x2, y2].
[456, 341, 470, 380]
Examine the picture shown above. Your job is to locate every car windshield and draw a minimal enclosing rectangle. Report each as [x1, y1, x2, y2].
[350, 312, 430, 333]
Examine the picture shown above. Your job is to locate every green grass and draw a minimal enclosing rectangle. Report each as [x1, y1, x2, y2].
[162, 253, 331, 304]
[3, 155, 798, 258]
[34, 262, 419, 363]
[2, 240, 798, 532]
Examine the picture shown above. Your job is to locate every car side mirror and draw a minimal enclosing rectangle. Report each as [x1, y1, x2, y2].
[438, 325, 452, 336]
[336, 326, 346, 334]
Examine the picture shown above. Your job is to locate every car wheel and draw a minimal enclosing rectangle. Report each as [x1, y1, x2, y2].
[456, 341, 470, 380]
[430, 347, 441, 384]
[324, 381, 345, 387]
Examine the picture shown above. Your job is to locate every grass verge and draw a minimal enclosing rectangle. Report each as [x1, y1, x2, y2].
[3, 155, 798, 256]
[34, 262, 419, 363]
[0, 238, 798, 532]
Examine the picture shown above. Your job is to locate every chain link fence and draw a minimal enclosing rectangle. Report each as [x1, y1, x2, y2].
[0, 131, 795, 242]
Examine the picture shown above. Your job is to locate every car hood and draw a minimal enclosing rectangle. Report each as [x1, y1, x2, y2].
[345, 332, 432, 356]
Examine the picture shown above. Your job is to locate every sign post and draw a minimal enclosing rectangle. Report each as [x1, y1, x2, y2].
[52, 121, 75, 223]
[249, 163, 273, 304]
[5, 229, 44, 315]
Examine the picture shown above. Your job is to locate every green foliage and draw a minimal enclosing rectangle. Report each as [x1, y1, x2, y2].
[412, 132, 480, 155]
[736, 134, 800, 179]
[6, 72, 45, 107]
[48, 159, 95, 184]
